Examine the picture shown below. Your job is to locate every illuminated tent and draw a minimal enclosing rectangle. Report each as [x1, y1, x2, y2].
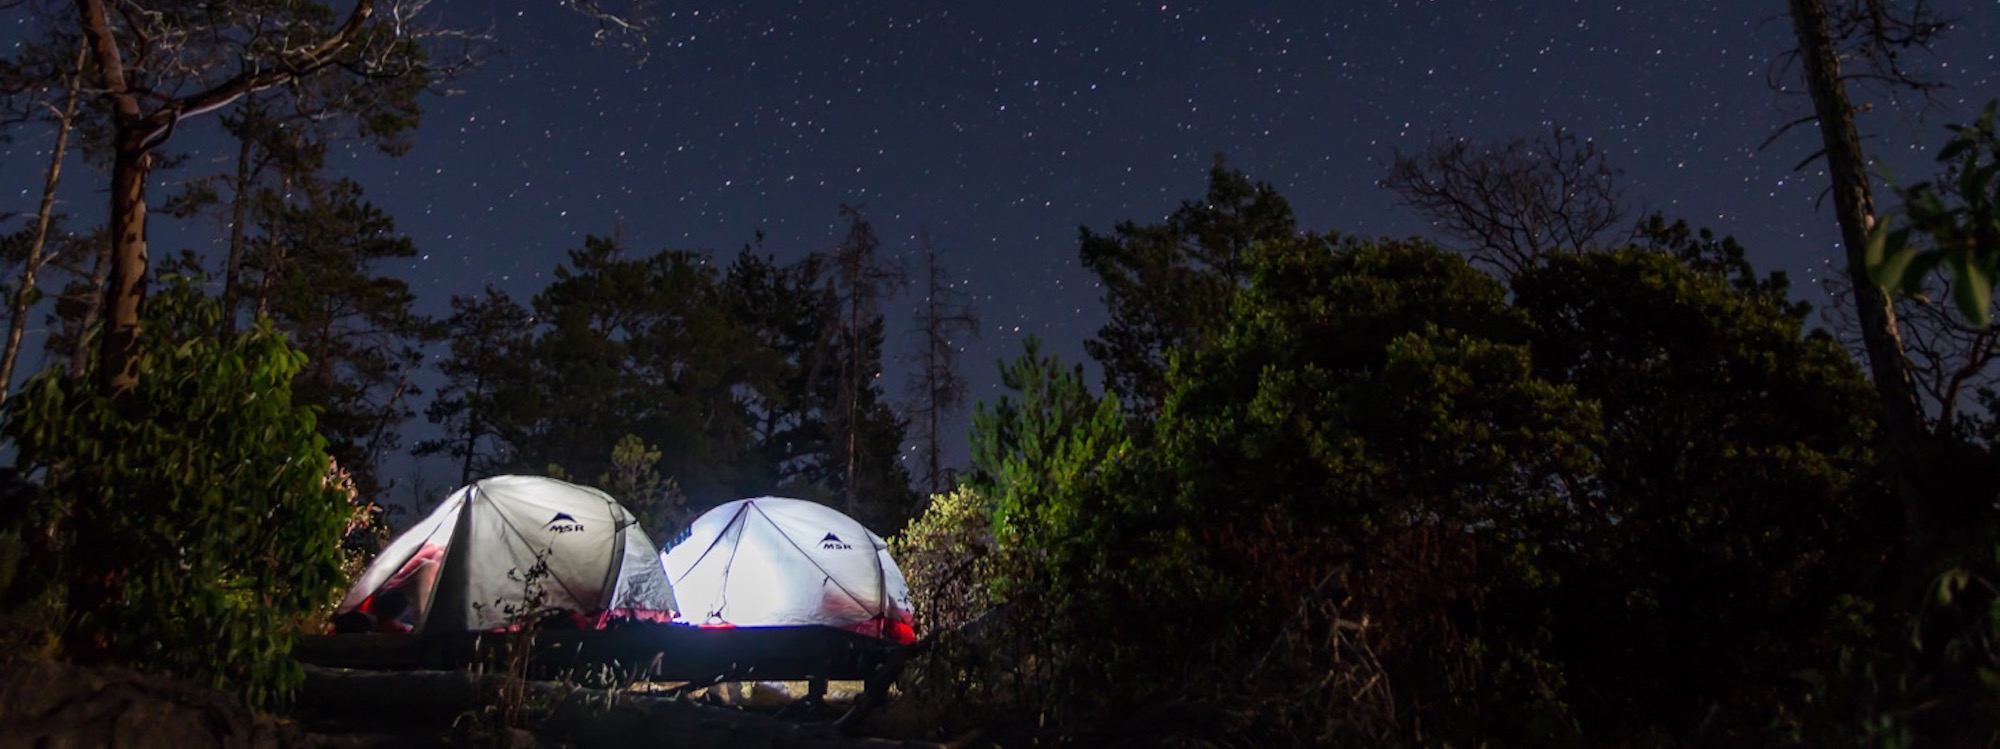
[334, 475, 677, 633]
[662, 497, 916, 644]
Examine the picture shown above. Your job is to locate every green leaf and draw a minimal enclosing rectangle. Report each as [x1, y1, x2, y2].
[1864, 221, 1893, 268]
[1868, 230, 1917, 289]
[1900, 252, 1947, 298]
[1952, 254, 1995, 326]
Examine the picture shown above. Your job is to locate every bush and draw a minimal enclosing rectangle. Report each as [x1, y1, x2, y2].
[2, 278, 351, 707]
[889, 486, 995, 636]
[596, 434, 688, 545]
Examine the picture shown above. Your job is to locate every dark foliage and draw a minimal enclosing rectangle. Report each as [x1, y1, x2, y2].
[1079, 159, 1294, 415]
[895, 171, 1992, 745]
[421, 233, 916, 527]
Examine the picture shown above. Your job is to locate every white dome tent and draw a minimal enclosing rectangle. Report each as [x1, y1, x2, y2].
[334, 475, 677, 633]
[662, 496, 915, 644]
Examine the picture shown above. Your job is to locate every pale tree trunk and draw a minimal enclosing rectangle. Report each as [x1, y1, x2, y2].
[63, 0, 379, 660]
[0, 42, 87, 404]
[94, 139, 153, 399]
[74, 0, 149, 400]
[72, 0, 379, 399]
[1788, 0, 1933, 545]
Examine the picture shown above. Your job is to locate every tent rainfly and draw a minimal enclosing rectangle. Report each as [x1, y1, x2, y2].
[662, 497, 916, 644]
[334, 475, 677, 633]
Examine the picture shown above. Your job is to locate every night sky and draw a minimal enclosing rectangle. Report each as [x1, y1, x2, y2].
[4, 1, 1999, 505]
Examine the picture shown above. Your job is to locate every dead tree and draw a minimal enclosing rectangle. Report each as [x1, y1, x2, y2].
[1382, 126, 1627, 276]
[905, 230, 980, 496]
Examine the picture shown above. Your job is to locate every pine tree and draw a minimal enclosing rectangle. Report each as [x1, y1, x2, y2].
[41, 225, 107, 379]
[724, 246, 839, 494]
[417, 286, 533, 485]
[502, 237, 767, 505]
[48, 0, 436, 398]
[1079, 159, 1295, 414]
[827, 205, 909, 521]
[255, 177, 437, 500]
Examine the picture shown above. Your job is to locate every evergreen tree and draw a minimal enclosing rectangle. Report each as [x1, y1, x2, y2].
[725, 238, 915, 526]
[1079, 158, 1294, 414]
[25, 0, 441, 399]
[40, 225, 107, 379]
[503, 237, 766, 506]
[723, 246, 838, 494]
[827, 205, 910, 522]
[256, 177, 437, 500]
[596, 434, 688, 544]
[417, 286, 533, 485]
[163, 96, 347, 332]
[834, 314, 919, 530]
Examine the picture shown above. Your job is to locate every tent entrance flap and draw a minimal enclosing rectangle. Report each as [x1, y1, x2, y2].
[421, 488, 479, 634]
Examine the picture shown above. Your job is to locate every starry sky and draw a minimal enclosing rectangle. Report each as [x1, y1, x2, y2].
[4, 1, 1999, 501]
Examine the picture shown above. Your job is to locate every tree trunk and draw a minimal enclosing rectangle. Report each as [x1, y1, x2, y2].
[0, 42, 87, 404]
[95, 139, 153, 399]
[219, 130, 254, 335]
[844, 303, 862, 519]
[73, 0, 152, 401]
[460, 367, 485, 486]
[67, 235, 110, 380]
[1788, 0, 1933, 547]
[254, 176, 291, 319]
[926, 262, 944, 495]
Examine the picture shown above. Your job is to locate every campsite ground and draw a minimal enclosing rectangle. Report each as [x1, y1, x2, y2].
[0, 658, 943, 748]
[292, 667, 939, 747]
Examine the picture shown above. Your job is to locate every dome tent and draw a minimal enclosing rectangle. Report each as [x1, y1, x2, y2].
[662, 497, 916, 644]
[335, 475, 676, 633]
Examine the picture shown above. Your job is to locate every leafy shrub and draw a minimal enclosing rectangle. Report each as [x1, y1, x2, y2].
[889, 486, 995, 635]
[2, 277, 351, 707]
[596, 434, 689, 545]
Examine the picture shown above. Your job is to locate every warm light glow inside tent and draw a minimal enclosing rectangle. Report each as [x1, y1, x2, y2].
[661, 496, 915, 644]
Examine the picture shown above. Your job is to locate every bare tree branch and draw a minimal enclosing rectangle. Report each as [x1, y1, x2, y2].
[1381, 126, 1627, 276]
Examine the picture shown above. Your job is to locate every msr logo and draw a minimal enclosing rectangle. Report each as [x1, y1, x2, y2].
[819, 532, 851, 551]
[546, 512, 585, 534]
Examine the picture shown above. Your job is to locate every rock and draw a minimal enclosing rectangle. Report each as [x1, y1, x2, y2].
[0, 659, 300, 749]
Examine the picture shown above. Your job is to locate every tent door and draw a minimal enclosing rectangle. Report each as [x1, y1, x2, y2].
[419, 486, 479, 635]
